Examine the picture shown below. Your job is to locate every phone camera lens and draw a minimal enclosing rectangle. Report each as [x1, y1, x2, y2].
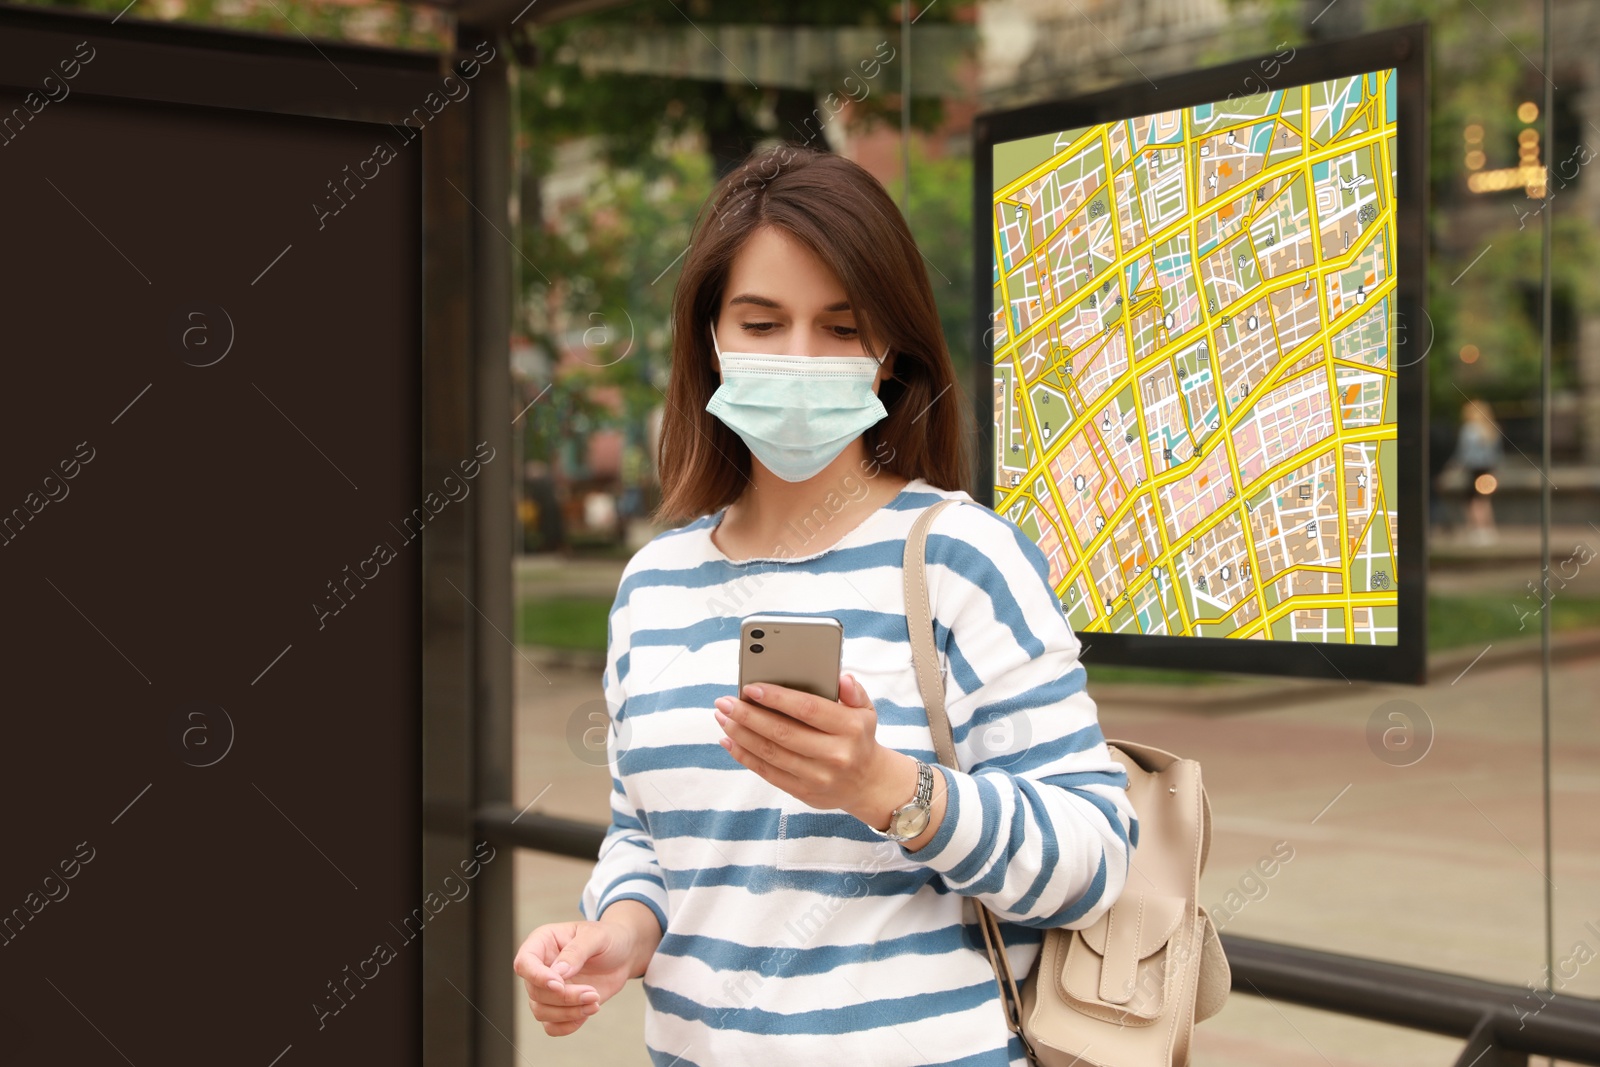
[750, 643, 764, 654]
[750, 628, 765, 639]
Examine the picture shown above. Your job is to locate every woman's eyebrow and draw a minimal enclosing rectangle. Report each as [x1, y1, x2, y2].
[727, 292, 853, 312]
[727, 293, 782, 309]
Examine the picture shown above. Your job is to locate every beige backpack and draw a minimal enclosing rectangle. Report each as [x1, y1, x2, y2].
[902, 499, 1231, 1067]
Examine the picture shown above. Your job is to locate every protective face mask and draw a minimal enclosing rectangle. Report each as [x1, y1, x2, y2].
[705, 323, 889, 482]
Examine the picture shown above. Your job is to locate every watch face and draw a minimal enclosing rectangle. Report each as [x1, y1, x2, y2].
[892, 805, 930, 839]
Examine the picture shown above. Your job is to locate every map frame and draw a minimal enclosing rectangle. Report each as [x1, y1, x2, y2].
[971, 22, 1429, 684]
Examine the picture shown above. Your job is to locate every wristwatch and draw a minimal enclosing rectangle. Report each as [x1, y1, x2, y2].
[865, 758, 934, 842]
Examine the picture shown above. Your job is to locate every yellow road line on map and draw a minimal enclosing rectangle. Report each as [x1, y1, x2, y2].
[1329, 357, 1395, 378]
[1264, 591, 1392, 630]
[1241, 425, 1395, 500]
[1328, 351, 1356, 640]
[1301, 80, 1352, 637]
[1103, 127, 1124, 267]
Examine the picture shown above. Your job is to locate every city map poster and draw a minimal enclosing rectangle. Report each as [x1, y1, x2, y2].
[992, 72, 1399, 647]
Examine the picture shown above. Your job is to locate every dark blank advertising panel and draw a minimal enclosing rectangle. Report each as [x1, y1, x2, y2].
[0, 8, 447, 1064]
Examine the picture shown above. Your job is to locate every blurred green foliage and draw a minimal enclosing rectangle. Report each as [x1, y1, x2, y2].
[1222, 0, 1600, 426]
[516, 147, 716, 470]
[14, 0, 453, 49]
[512, 2, 979, 474]
[512, 0, 960, 184]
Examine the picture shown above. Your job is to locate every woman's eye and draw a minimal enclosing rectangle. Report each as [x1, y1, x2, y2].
[736, 322, 858, 339]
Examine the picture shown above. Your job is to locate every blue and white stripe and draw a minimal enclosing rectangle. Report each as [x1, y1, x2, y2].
[578, 477, 1134, 1066]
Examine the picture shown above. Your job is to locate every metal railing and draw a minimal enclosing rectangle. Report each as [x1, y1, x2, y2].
[482, 806, 1600, 1067]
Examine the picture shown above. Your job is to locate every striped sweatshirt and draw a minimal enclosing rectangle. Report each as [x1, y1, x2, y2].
[577, 476, 1136, 1067]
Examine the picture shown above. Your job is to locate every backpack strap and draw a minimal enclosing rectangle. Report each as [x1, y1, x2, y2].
[902, 498, 961, 770]
[902, 496, 1039, 1058]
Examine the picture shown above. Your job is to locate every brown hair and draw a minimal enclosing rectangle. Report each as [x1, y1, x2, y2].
[654, 142, 972, 525]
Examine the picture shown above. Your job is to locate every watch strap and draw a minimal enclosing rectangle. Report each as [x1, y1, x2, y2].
[867, 758, 933, 840]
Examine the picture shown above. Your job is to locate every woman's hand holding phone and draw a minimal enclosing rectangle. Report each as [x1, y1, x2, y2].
[713, 672, 911, 824]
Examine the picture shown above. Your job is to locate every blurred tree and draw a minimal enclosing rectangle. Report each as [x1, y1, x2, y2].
[14, 0, 452, 49]
[903, 136, 975, 393]
[1222, 0, 1600, 431]
[513, 2, 976, 531]
[518, 148, 715, 482]
[512, 0, 964, 186]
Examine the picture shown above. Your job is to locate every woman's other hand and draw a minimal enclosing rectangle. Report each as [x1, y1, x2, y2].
[514, 902, 658, 1036]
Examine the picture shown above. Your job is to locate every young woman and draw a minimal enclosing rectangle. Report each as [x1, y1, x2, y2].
[514, 144, 1134, 1066]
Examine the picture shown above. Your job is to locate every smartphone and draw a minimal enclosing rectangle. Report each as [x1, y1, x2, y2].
[738, 614, 843, 704]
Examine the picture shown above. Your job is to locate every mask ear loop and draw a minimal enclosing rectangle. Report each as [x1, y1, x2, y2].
[709, 322, 726, 374]
[874, 344, 903, 384]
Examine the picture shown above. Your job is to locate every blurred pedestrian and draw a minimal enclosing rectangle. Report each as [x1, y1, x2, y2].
[1452, 398, 1502, 544]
